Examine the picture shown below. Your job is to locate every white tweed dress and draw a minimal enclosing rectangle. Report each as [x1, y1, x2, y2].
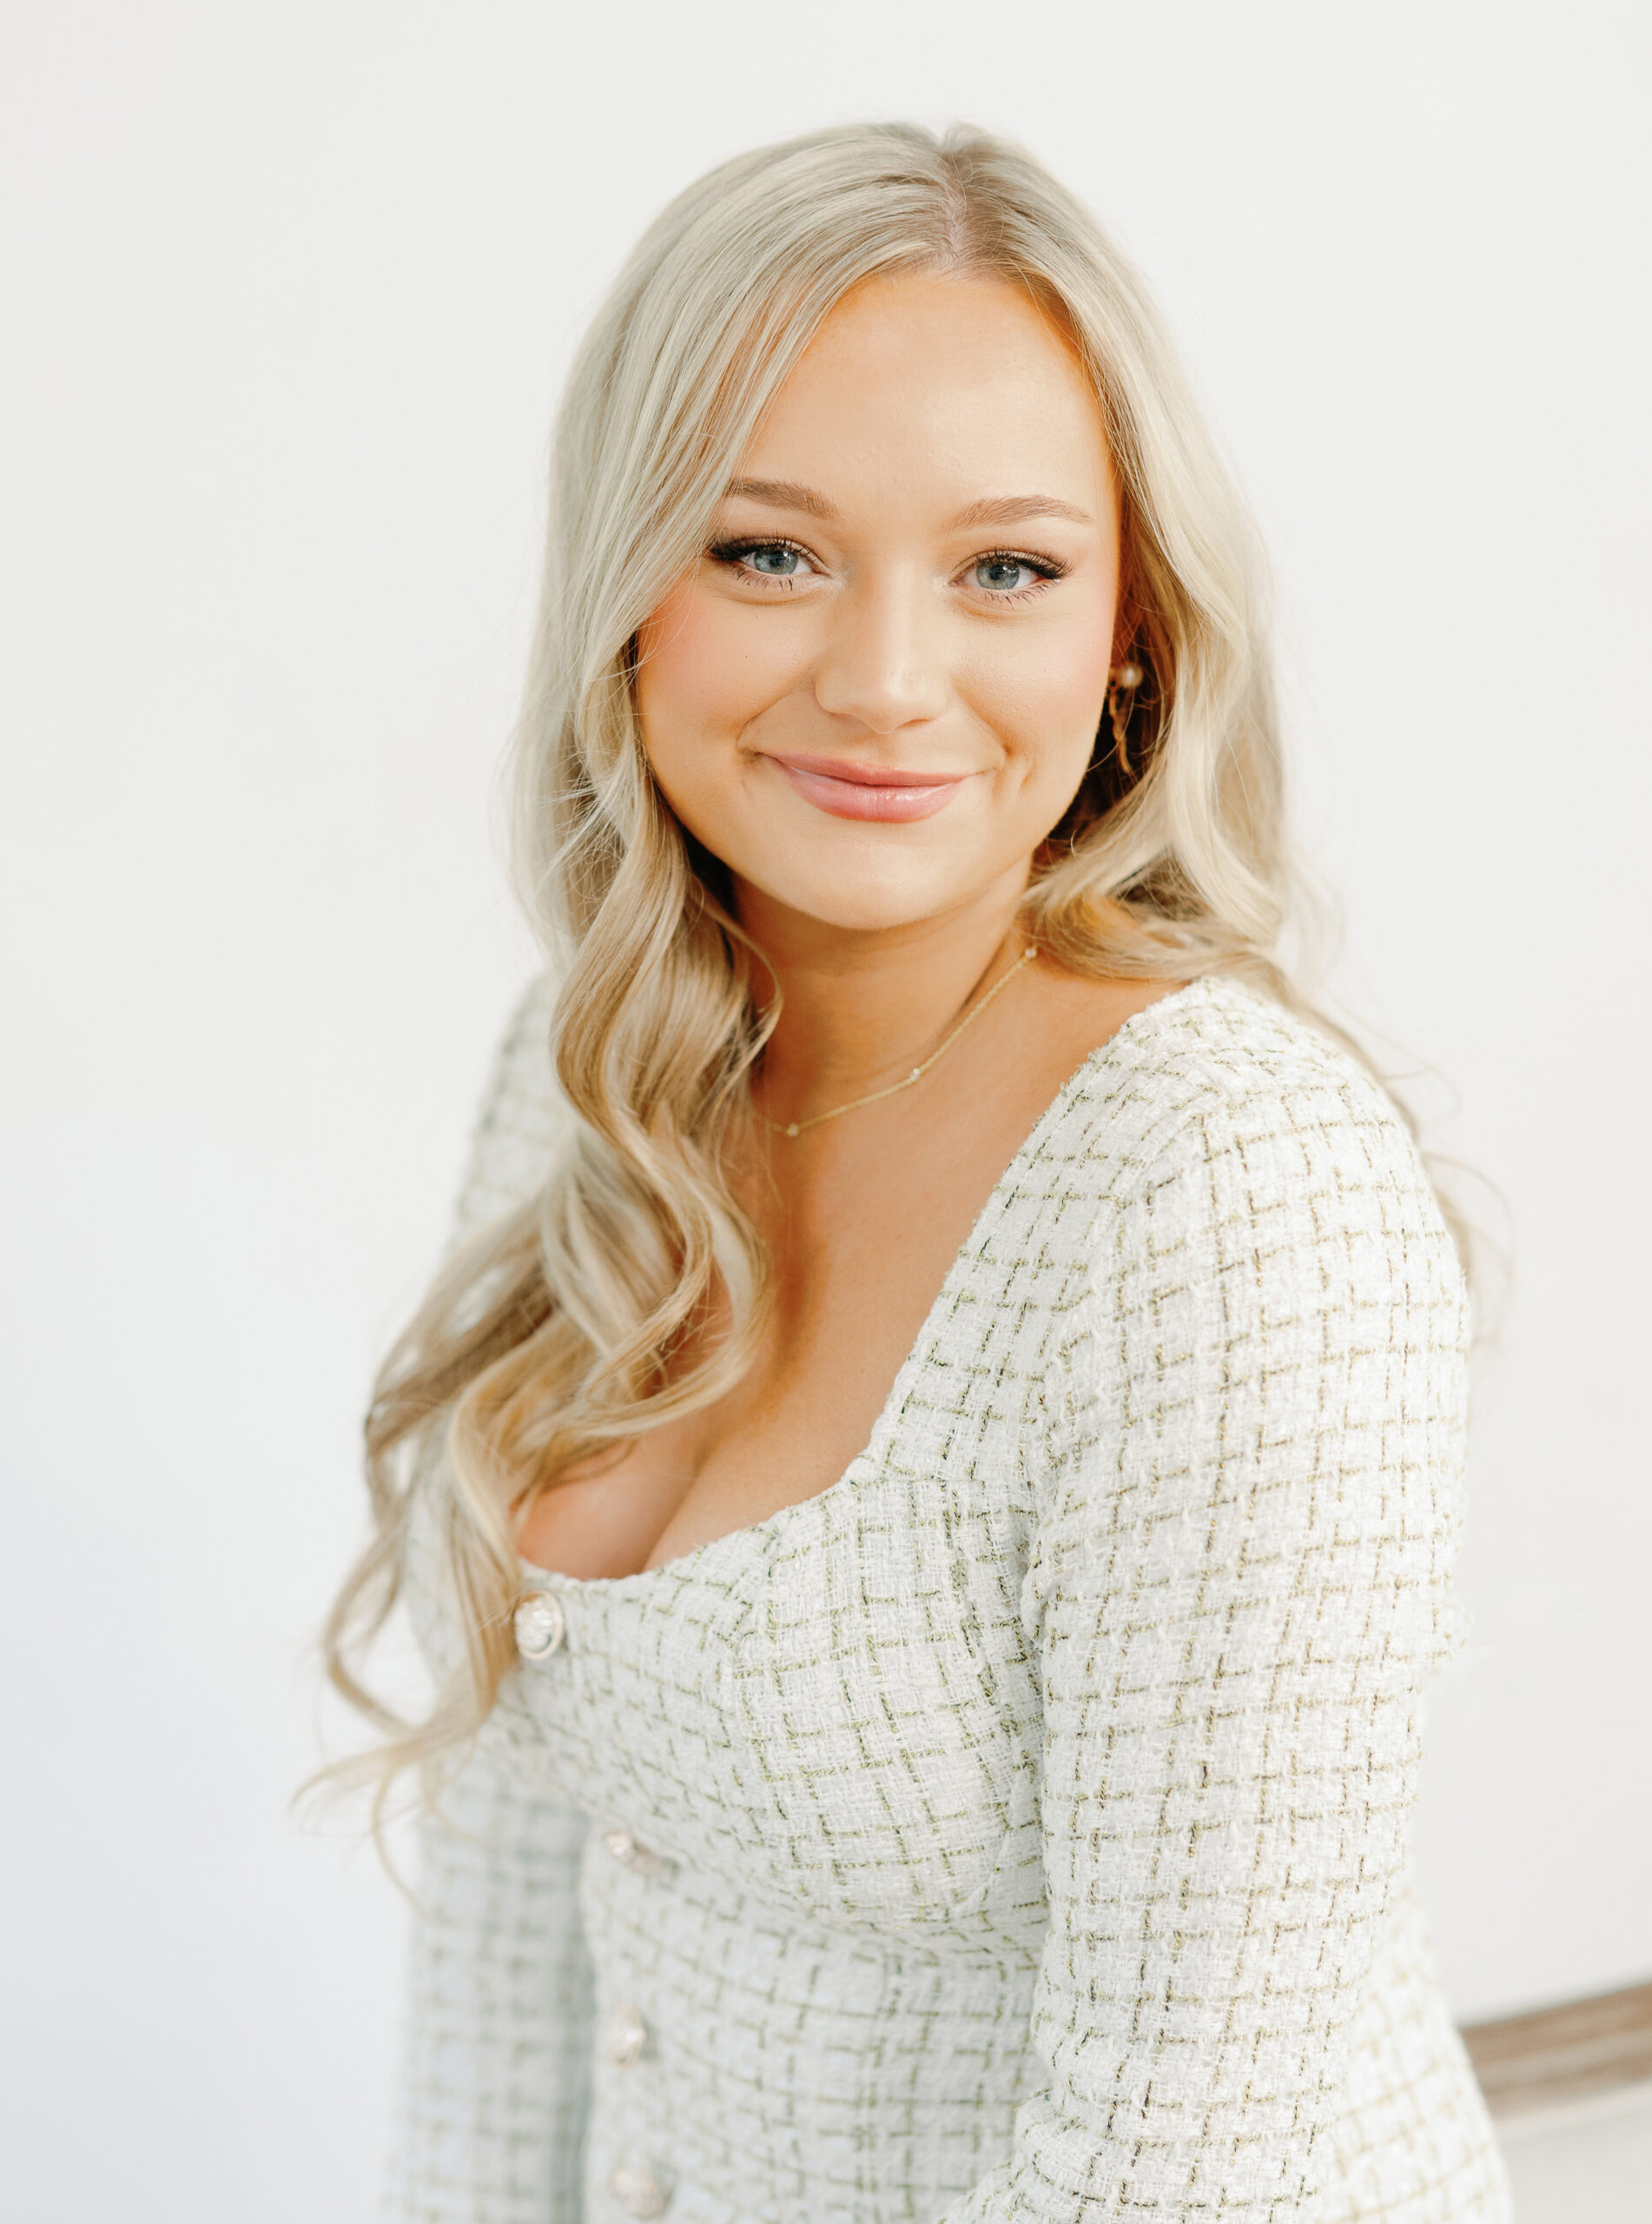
[386, 972, 1514, 2224]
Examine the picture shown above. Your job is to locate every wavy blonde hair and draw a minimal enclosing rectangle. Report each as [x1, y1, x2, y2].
[322, 120, 1304, 1810]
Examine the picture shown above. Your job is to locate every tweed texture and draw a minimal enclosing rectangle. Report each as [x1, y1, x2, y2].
[384, 974, 1512, 2224]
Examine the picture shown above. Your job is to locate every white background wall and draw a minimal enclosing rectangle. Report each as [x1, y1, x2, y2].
[2, 3, 1647, 2218]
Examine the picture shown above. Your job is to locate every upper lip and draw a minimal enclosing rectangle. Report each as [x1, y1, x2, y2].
[763, 751, 964, 788]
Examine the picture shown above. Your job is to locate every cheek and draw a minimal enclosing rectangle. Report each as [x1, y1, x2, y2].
[634, 579, 724, 753]
[1048, 624, 1114, 733]
[978, 604, 1113, 784]
[635, 577, 796, 760]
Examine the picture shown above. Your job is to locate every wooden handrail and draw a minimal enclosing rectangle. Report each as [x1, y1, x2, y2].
[1459, 1978, 1652, 2117]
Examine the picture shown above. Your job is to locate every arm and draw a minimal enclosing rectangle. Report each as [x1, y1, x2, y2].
[383, 1743, 595, 2222]
[384, 966, 596, 2221]
[439, 966, 573, 1259]
[945, 1066, 1470, 2220]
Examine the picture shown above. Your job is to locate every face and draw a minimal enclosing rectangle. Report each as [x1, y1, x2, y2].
[634, 268, 1121, 940]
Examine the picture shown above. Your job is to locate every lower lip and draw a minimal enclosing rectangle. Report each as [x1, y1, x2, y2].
[766, 758, 966, 824]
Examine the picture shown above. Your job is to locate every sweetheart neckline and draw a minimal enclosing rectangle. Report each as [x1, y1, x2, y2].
[515, 973, 1216, 1596]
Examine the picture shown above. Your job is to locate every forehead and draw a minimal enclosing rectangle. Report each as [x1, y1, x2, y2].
[737, 268, 1113, 510]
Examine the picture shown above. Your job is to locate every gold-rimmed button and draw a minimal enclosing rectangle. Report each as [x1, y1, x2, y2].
[600, 1827, 670, 1876]
[607, 2001, 646, 2068]
[513, 1591, 565, 1660]
[609, 2160, 667, 2217]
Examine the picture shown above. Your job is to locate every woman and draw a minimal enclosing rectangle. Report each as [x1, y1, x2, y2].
[327, 122, 1513, 2222]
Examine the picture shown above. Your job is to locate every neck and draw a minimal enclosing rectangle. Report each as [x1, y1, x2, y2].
[737, 864, 1031, 1123]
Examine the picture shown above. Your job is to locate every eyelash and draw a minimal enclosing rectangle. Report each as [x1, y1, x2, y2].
[705, 537, 1067, 603]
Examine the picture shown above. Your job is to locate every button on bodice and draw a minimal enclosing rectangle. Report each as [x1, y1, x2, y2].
[601, 1826, 671, 1876]
[609, 2160, 667, 2217]
[513, 1590, 565, 1660]
[607, 2000, 646, 2068]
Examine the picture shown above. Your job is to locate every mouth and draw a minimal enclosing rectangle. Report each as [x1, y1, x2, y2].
[762, 751, 968, 824]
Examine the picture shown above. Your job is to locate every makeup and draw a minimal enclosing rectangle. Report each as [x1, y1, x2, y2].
[762, 751, 967, 824]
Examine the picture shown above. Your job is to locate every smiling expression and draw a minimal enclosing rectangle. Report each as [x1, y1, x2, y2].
[634, 268, 1122, 936]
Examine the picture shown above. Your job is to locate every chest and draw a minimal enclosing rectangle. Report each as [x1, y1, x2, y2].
[503, 1442, 1054, 1943]
[519, 1092, 1059, 1579]
[494, 1155, 1106, 1938]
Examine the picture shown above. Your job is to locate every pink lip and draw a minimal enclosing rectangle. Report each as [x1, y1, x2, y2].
[763, 751, 968, 824]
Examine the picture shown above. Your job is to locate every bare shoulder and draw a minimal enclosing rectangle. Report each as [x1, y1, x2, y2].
[1033, 967, 1399, 1111]
[1015, 954, 1194, 1075]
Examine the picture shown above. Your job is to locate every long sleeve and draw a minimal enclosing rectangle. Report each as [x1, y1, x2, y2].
[941, 1059, 1470, 2220]
[382, 1742, 596, 2221]
[383, 967, 597, 2221]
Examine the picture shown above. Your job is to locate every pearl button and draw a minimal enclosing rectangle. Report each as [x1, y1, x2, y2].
[609, 2161, 667, 2217]
[513, 1591, 565, 1660]
[600, 1827, 669, 1876]
[607, 2000, 646, 2068]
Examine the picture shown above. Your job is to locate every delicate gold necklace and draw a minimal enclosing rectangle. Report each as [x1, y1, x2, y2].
[754, 942, 1040, 1139]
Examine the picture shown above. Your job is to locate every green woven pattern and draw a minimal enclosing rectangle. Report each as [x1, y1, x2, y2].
[386, 976, 1512, 2224]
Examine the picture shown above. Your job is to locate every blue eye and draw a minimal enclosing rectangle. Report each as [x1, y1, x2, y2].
[709, 537, 810, 581]
[975, 556, 1032, 592]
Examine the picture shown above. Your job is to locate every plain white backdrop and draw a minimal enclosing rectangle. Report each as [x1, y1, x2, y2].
[3, 3, 1648, 2218]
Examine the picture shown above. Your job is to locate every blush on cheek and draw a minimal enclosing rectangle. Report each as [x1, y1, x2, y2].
[635, 576, 763, 760]
[1054, 627, 1115, 758]
[983, 633, 1113, 789]
[1055, 606, 1116, 712]
[634, 577, 703, 712]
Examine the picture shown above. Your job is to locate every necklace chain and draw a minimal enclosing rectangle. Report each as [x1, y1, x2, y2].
[754, 943, 1040, 1139]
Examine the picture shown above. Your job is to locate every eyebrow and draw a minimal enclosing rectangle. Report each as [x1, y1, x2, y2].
[948, 493, 1094, 528]
[724, 476, 842, 519]
[722, 478, 1092, 530]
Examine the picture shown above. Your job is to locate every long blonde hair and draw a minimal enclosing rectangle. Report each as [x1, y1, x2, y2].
[323, 120, 1300, 1808]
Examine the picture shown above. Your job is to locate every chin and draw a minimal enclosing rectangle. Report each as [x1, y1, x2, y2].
[738, 853, 986, 937]
[788, 892, 944, 934]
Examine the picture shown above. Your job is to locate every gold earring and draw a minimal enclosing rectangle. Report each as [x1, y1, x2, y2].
[1107, 660, 1144, 774]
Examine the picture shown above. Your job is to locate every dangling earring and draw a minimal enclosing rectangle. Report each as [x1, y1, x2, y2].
[1107, 660, 1144, 775]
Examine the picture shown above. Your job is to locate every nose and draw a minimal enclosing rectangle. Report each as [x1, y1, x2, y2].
[811, 568, 949, 734]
